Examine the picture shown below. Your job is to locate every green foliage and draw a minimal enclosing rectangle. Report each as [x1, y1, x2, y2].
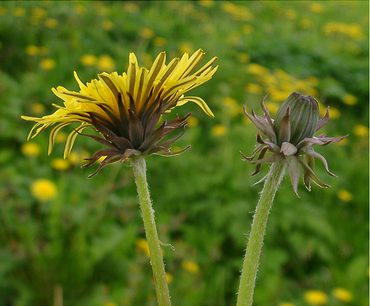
[0, 1, 368, 305]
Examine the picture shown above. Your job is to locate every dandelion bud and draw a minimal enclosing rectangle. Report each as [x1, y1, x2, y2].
[273, 92, 319, 146]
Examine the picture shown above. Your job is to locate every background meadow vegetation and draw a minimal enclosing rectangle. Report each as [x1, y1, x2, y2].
[0, 1, 368, 305]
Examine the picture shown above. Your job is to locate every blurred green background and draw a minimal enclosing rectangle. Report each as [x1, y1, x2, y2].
[0, 1, 368, 305]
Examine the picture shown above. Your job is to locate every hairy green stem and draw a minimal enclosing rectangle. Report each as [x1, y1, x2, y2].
[237, 160, 287, 306]
[130, 156, 171, 306]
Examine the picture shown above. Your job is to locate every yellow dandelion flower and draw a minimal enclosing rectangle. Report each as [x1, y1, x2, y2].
[136, 238, 150, 257]
[97, 55, 115, 72]
[166, 273, 173, 284]
[245, 83, 262, 94]
[67, 151, 81, 165]
[304, 290, 328, 306]
[31, 179, 57, 202]
[123, 2, 139, 13]
[211, 124, 227, 137]
[301, 18, 313, 29]
[55, 132, 68, 144]
[187, 117, 199, 127]
[81, 54, 97, 66]
[13, 7, 26, 17]
[102, 20, 114, 31]
[40, 59, 56, 70]
[32, 7, 47, 19]
[337, 189, 353, 202]
[31, 103, 45, 115]
[285, 9, 297, 20]
[342, 94, 357, 105]
[199, 0, 215, 7]
[247, 63, 269, 75]
[309, 3, 324, 14]
[179, 42, 193, 54]
[278, 303, 295, 306]
[21, 142, 41, 157]
[264, 102, 279, 116]
[51, 158, 70, 171]
[332, 287, 353, 303]
[0, 6, 8, 16]
[22, 49, 218, 177]
[45, 18, 59, 29]
[139, 27, 154, 39]
[237, 53, 250, 63]
[182, 260, 199, 273]
[26, 45, 39, 56]
[223, 97, 241, 116]
[74, 4, 86, 15]
[153, 37, 167, 47]
[327, 107, 340, 119]
[242, 24, 254, 35]
[353, 124, 368, 137]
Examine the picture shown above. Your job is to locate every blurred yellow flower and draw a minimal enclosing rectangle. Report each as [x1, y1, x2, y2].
[104, 302, 117, 306]
[74, 4, 86, 15]
[81, 54, 97, 66]
[245, 83, 262, 94]
[199, 0, 215, 8]
[122, 2, 139, 13]
[51, 158, 70, 171]
[309, 3, 324, 14]
[179, 42, 193, 54]
[31, 179, 57, 202]
[221, 2, 253, 21]
[55, 132, 68, 144]
[32, 7, 47, 19]
[265, 102, 280, 116]
[153, 37, 167, 47]
[353, 124, 369, 137]
[21, 142, 41, 157]
[44, 18, 59, 29]
[31, 102, 45, 115]
[242, 24, 254, 34]
[187, 117, 199, 127]
[337, 189, 353, 202]
[211, 124, 227, 137]
[139, 27, 154, 39]
[237, 53, 250, 63]
[166, 272, 173, 284]
[327, 107, 340, 119]
[342, 94, 357, 105]
[13, 7, 26, 17]
[136, 238, 150, 257]
[332, 287, 353, 302]
[0, 6, 8, 16]
[223, 97, 241, 116]
[26, 45, 39, 56]
[247, 63, 269, 75]
[97, 55, 115, 71]
[304, 290, 328, 306]
[301, 18, 313, 29]
[40, 58, 56, 70]
[102, 20, 114, 31]
[182, 260, 199, 273]
[285, 9, 297, 20]
[278, 303, 295, 306]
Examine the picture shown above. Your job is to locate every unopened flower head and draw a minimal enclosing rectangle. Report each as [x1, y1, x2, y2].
[22, 49, 218, 177]
[240, 92, 348, 196]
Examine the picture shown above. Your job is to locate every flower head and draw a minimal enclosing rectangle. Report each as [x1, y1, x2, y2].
[240, 92, 348, 196]
[22, 49, 218, 177]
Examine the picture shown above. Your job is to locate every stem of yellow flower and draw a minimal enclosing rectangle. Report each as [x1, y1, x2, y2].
[237, 160, 287, 306]
[130, 155, 171, 306]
